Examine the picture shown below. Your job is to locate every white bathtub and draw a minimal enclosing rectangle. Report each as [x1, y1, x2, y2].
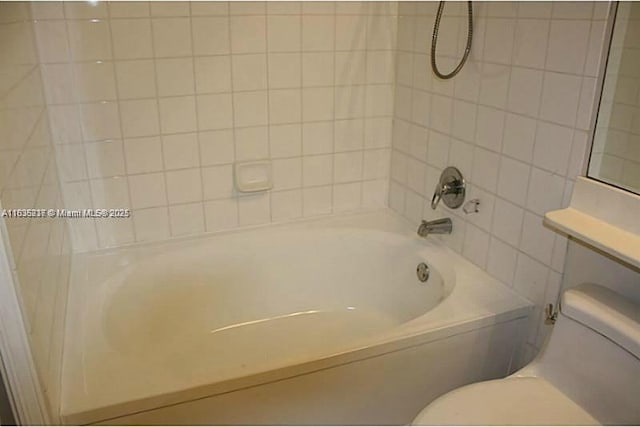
[62, 210, 531, 425]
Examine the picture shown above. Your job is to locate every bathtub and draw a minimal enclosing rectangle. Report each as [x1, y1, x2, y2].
[61, 209, 532, 425]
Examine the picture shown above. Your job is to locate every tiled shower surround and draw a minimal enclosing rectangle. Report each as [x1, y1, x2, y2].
[0, 2, 70, 416]
[389, 1, 607, 360]
[33, 1, 397, 251]
[0, 0, 612, 419]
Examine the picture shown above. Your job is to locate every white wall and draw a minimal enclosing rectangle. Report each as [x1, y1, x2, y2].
[0, 1, 71, 419]
[389, 1, 609, 363]
[564, 238, 640, 305]
[32, 1, 398, 252]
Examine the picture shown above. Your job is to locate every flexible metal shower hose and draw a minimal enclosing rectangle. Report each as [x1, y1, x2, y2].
[431, 1, 473, 80]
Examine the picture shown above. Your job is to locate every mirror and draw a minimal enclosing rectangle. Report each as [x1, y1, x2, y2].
[588, 2, 640, 194]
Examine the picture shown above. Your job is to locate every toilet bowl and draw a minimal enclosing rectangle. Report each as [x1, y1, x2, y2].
[413, 283, 640, 425]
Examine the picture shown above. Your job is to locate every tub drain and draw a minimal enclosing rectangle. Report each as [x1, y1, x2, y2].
[416, 262, 430, 282]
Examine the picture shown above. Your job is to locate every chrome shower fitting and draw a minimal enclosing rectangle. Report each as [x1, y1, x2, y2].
[431, 167, 466, 210]
[417, 218, 453, 238]
[431, 1, 474, 80]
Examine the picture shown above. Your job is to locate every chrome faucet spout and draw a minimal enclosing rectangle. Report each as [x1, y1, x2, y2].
[417, 218, 453, 238]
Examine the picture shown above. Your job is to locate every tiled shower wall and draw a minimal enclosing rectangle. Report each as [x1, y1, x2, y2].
[390, 1, 608, 362]
[32, 1, 397, 251]
[0, 1, 71, 418]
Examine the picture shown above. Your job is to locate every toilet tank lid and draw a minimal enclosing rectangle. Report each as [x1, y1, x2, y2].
[562, 284, 640, 359]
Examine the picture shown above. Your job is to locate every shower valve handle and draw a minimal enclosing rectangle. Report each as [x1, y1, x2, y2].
[431, 167, 466, 210]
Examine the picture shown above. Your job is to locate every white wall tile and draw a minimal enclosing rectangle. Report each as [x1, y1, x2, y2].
[486, 237, 518, 285]
[166, 168, 202, 204]
[192, 17, 230, 55]
[363, 149, 391, 180]
[235, 126, 269, 161]
[513, 19, 549, 69]
[533, 122, 574, 175]
[507, 67, 543, 117]
[303, 122, 333, 155]
[120, 99, 160, 138]
[270, 124, 302, 158]
[233, 91, 268, 127]
[303, 155, 333, 187]
[545, 20, 591, 74]
[271, 189, 303, 221]
[156, 58, 195, 97]
[513, 252, 549, 306]
[526, 167, 566, 216]
[267, 15, 301, 52]
[232, 54, 268, 91]
[475, 105, 505, 152]
[34, 21, 70, 63]
[49, 105, 83, 143]
[80, 102, 121, 141]
[162, 133, 200, 170]
[483, 18, 516, 65]
[84, 140, 125, 178]
[124, 136, 163, 174]
[133, 207, 170, 242]
[111, 19, 153, 59]
[334, 151, 363, 183]
[55, 144, 88, 182]
[497, 157, 530, 206]
[335, 15, 367, 51]
[41, 64, 76, 104]
[64, 2, 107, 19]
[195, 56, 232, 94]
[196, 93, 233, 130]
[302, 15, 335, 51]
[334, 119, 364, 152]
[333, 182, 362, 212]
[199, 130, 235, 165]
[303, 185, 332, 216]
[152, 18, 192, 57]
[128, 172, 167, 208]
[115, 60, 157, 99]
[95, 217, 135, 247]
[463, 223, 490, 268]
[520, 212, 556, 265]
[202, 165, 234, 200]
[229, 2, 266, 16]
[230, 16, 266, 53]
[269, 89, 302, 124]
[204, 198, 238, 231]
[67, 20, 112, 61]
[109, 2, 150, 18]
[150, 2, 189, 17]
[31, 1, 64, 19]
[169, 203, 205, 237]
[539, 72, 582, 127]
[238, 193, 270, 225]
[159, 96, 197, 133]
[502, 113, 537, 163]
[90, 176, 130, 208]
[272, 158, 302, 190]
[478, 63, 510, 109]
[269, 53, 302, 89]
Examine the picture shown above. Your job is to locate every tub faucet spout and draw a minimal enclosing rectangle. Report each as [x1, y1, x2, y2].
[417, 218, 452, 238]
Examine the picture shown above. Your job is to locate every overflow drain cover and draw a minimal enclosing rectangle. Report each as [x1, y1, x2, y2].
[416, 262, 430, 283]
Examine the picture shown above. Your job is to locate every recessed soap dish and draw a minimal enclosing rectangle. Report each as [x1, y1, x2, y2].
[234, 160, 272, 193]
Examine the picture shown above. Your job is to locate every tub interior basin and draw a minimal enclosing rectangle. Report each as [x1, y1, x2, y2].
[101, 229, 449, 367]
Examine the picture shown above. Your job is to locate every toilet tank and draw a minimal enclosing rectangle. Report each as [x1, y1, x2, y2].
[522, 284, 640, 424]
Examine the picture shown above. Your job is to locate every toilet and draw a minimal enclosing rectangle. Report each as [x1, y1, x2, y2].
[412, 283, 640, 425]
